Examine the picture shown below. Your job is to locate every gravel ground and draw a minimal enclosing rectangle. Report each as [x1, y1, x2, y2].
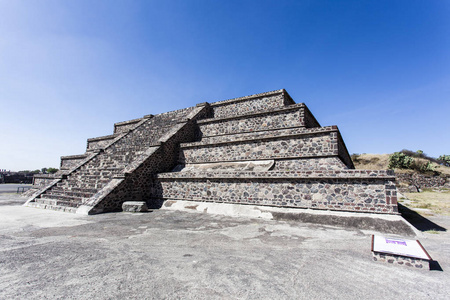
[0, 194, 449, 300]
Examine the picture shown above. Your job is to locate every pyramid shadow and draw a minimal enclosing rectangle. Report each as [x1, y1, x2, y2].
[398, 203, 447, 232]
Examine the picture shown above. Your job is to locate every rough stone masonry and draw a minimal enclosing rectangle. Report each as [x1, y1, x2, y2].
[24, 89, 398, 215]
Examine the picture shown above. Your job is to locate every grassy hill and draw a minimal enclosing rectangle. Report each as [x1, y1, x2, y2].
[351, 153, 450, 176]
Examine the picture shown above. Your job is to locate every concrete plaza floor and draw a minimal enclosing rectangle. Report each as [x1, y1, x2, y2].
[0, 192, 449, 300]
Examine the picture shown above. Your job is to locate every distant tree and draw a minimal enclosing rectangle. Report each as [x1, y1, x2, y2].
[32, 169, 41, 174]
[47, 168, 59, 174]
[41, 168, 47, 174]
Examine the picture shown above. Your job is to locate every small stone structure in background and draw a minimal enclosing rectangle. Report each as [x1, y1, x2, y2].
[24, 89, 399, 215]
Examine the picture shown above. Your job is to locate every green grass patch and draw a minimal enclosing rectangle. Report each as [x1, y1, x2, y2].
[404, 191, 450, 216]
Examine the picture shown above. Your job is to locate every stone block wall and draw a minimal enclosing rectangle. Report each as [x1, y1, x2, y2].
[337, 131, 354, 169]
[192, 126, 336, 145]
[152, 170, 398, 214]
[303, 105, 321, 128]
[157, 106, 197, 121]
[60, 154, 88, 170]
[114, 118, 142, 134]
[180, 129, 346, 166]
[372, 252, 429, 269]
[273, 157, 348, 171]
[33, 175, 59, 187]
[86, 134, 118, 151]
[210, 89, 291, 118]
[197, 104, 313, 137]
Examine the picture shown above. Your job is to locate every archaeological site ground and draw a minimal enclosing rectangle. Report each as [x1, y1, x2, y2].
[1, 190, 449, 299]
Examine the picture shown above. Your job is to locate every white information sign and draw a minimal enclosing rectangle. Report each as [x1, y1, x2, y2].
[372, 235, 431, 260]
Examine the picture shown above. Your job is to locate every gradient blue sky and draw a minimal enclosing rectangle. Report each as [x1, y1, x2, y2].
[1, 0, 449, 171]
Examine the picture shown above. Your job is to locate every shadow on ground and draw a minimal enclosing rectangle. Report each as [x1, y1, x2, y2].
[398, 203, 447, 232]
[430, 260, 444, 271]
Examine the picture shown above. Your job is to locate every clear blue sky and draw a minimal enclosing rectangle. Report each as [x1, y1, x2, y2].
[1, 0, 449, 171]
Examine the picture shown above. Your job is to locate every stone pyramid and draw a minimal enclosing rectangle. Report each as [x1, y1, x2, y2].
[25, 89, 398, 215]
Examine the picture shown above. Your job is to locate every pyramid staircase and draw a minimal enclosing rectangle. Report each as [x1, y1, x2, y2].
[25, 104, 210, 214]
[26, 89, 398, 214]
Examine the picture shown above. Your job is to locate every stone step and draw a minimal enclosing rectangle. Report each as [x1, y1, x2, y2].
[28, 201, 78, 213]
[92, 167, 124, 172]
[105, 148, 148, 154]
[34, 198, 80, 207]
[70, 174, 114, 179]
[77, 167, 123, 172]
[56, 179, 110, 189]
[87, 133, 119, 143]
[62, 177, 111, 183]
[71, 173, 119, 179]
[45, 189, 95, 198]
[39, 193, 84, 203]
[51, 186, 98, 194]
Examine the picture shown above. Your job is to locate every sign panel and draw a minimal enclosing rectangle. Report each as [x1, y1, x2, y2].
[372, 235, 431, 260]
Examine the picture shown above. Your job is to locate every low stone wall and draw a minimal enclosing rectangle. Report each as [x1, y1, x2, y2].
[152, 170, 398, 214]
[396, 173, 448, 192]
